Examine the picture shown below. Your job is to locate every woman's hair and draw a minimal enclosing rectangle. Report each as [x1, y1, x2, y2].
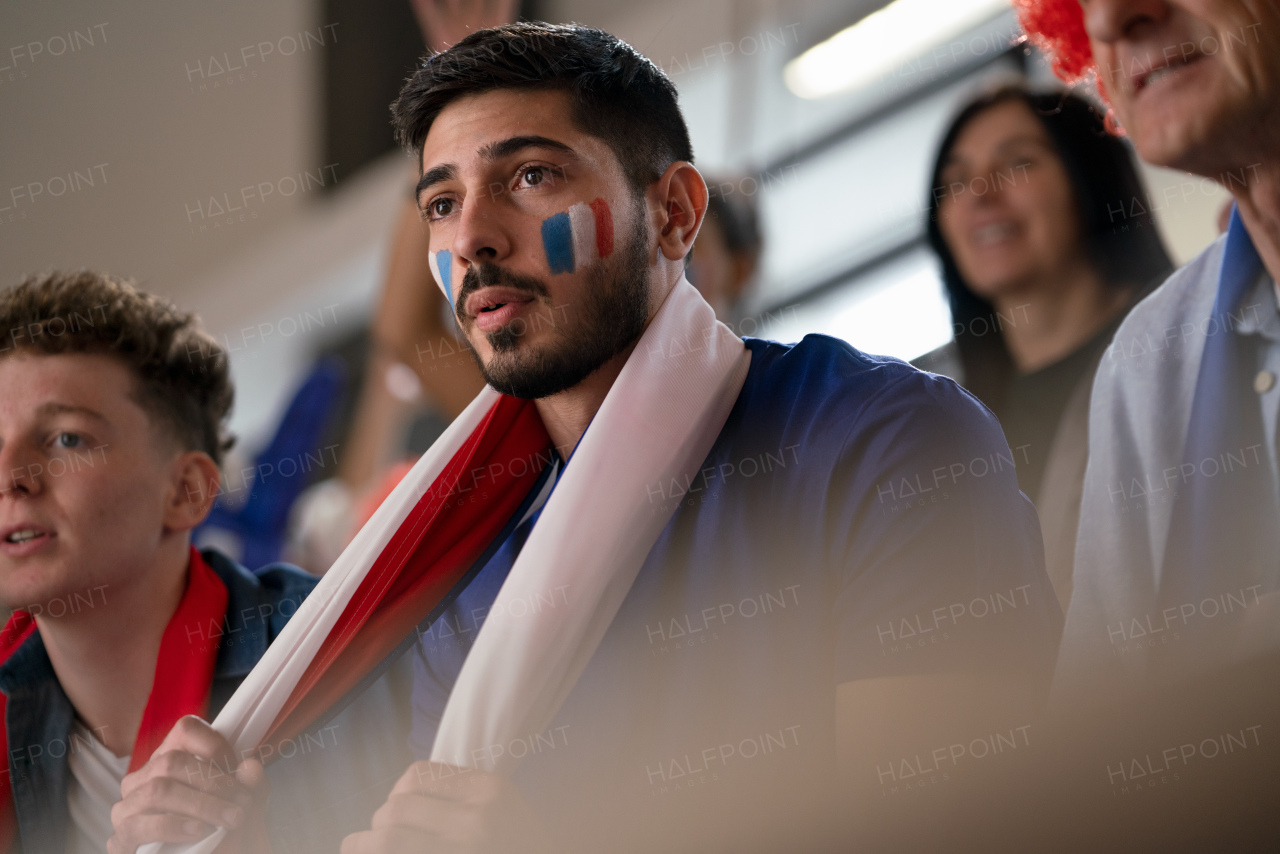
[925, 84, 1173, 405]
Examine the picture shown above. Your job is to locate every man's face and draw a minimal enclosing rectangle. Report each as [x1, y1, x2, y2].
[1081, 0, 1280, 173]
[417, 88, 652, 399]
[0, 353, 182, 612]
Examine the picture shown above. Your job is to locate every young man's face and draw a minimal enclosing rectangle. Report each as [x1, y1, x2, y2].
[417, 88, 655, 399]
[0, 353, 190, 613]
[1080, 0, 1280, 174]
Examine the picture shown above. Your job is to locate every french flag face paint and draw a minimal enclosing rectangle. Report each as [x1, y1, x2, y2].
[428, 249, 454, 309]
[540, 198, 614, 275]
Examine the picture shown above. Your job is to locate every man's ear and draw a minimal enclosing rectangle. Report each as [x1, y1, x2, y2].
[164, 451, 222, 533]
[650, 162, 709, 263]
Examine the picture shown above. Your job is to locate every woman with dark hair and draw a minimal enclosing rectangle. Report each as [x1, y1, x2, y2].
[919, 84, 1174, 609]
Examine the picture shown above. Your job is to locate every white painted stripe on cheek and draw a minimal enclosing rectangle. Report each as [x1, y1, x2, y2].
[568, 202, 597, 267]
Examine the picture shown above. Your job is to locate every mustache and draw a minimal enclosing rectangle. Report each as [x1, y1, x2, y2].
[455, 263, 550, 322]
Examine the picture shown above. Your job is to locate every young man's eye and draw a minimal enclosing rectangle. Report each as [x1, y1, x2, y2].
[428, 198, 454, 219]
[56, 433, 82, 449]
[518, 166, 559, 189]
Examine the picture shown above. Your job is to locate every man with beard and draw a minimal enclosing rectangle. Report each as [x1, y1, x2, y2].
[111, 24, 1060, 854]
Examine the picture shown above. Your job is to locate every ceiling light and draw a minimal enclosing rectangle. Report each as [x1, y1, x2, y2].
[784, 0, 1012, 100]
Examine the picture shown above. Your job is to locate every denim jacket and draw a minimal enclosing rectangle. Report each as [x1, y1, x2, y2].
[0, 549, 317, 854]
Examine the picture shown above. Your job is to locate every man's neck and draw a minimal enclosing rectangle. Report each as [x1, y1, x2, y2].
[995, 264, 1128, 375]
[35, 542, 189, 757]
[535, 343, 637, 456]
[1232, 161, 1280, 286]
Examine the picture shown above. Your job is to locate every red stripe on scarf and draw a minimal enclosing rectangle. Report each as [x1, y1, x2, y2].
[264, 395, 549, 747]
[0, 547, 227, 851]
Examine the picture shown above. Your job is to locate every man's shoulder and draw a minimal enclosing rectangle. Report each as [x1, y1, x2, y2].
[1106, 235, 1226, 369]
[746, 333, 976, 400]
[741, 333, 998, 434]
[201, 548, 317, 635]
[201, 548, 318, 688]
[1093, 234, 1226, 416]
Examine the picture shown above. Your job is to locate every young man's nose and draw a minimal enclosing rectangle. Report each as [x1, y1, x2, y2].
[453, 191, 514, 270]
[0, 444, 43, 499]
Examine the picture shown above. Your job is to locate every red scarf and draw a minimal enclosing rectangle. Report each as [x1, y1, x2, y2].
[0, 547, 228, 851]
[263, 394, 549, 747]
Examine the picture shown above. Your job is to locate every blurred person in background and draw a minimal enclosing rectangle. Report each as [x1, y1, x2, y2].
[1017, 0, 1280, 694]
[289, 0, 518, 573]
[920, 84, 1173, 609]
[980, 2, 1280, 848]
[686, 178, 762, 325]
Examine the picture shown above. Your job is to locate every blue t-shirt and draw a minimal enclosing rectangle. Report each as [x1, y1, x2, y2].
[406, 335, 1061, 848]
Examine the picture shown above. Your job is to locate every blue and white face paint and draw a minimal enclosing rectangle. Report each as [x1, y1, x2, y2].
[428, 249, 454, 309]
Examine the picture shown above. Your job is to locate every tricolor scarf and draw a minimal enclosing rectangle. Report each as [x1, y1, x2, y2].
[157, 276, 751, 854]
[0, 547, 228, 852]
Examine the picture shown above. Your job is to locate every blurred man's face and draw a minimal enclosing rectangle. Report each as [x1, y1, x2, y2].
[417, 88, 653, 400]
[0, 353, 182, 613]
[1080, 0, 1280, 174]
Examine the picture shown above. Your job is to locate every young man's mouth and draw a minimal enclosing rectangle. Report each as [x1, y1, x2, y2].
[1, 526, 55, 555]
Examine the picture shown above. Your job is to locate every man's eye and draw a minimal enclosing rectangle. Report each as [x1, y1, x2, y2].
[429, 198, 454, 218]
[520, 167, 551, 187]
[56, 433, 82, 449]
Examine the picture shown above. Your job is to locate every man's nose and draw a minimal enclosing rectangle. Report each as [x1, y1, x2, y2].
[453, 190, 514, 272]
[0, 444, 42, 499]
[1081, 0, 1171, 45]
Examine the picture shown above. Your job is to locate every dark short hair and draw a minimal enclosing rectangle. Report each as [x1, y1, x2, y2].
[391, 23, 694, 194]
[0, 270, 234, 466]
[925, 85, 1174, 406]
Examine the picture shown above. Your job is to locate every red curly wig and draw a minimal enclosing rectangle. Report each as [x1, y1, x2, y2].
[1015, 0, 1094, 82]
[1015, 0, 1122, 128]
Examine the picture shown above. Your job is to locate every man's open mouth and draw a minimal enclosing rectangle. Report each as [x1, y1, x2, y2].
[4, 529, 48, 544]
[1135, 52, 1203, 93]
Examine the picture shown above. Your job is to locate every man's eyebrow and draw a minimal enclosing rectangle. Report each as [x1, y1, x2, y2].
[416, 164, 458, 200]
[480, 135, 576, 163]
[35, 402, 108, 423]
